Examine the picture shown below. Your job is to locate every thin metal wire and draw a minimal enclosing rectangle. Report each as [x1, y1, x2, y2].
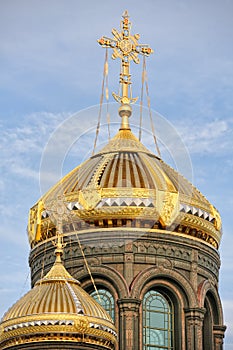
[65, 209, 100, 302]
[69, 232, 74, 276]
[143, 58, 161, 158]
[39, 222, 50, 282]
[92, 48, 109, 155]
[139, 56, 146, 141]
[54, 195, 101, 301]
[72, 223, 101, 302]
[19, 270, 30, 298]
[105, 50, 111, 141]
[34, 231, 48, 301]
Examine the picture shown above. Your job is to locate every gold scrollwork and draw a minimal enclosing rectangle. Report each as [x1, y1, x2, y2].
[158, 191, 179, 227]
[28, 200, 44, 244]
[210, 205, 222, 231]
[74, 317, 89, 332]
[79, 188, 101, 210]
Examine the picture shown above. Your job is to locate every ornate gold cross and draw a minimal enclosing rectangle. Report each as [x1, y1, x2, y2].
[98, 10, 153, 105]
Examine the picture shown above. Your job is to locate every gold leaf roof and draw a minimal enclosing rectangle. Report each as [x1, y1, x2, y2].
[28, 128, 222, 249]
[0, 249, 117, 349]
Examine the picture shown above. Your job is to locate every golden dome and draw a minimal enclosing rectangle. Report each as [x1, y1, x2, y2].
[28, 127, 222, 250]
[0, 245, 117, 349]
[27, 10, 222, 251]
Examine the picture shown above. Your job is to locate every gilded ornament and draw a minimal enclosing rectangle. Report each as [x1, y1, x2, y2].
[34, 201, 43, 242]
[26, 12, 223, 254]
[210, 205, 222, 231]
[28, 206, 37, 243]
[79, 188, 101, 210]
[98, 10, 153, 106]
[158, 191, 179, 226]
[75, 317, 89, 332]
[47, 197, 71, 223]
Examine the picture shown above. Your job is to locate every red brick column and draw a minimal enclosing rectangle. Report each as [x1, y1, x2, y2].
[118, 298, 141, 350]
[213, 325, 227, 350]
[185, 308, 206, 350]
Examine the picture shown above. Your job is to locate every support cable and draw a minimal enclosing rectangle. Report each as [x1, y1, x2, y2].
[92, 48, 109, 155]
[105, 50, 111, 141]
[143, 56, 161, 158]
[44, 197, 101, 302]
[139, 57, 146, 141]
[72, 222, 101, 302]
[63, 201, 101, 302]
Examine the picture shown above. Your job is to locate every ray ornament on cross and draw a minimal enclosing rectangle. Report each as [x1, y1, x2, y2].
[98, 10, 153, 105]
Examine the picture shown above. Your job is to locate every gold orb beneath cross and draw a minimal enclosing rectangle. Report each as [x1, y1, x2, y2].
[118, 103, 132, 117]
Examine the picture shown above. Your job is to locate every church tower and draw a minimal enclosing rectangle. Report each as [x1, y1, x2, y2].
[3, 11, 226, 350]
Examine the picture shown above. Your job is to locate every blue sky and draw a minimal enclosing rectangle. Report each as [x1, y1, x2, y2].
[0, 0, 233, 347]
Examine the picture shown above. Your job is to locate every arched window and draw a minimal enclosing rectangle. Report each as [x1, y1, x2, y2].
[203, 291, 220, 350]
[143, 290, 174, 349]
[203, 298, 213, 350]
[90, 288, 115, 321]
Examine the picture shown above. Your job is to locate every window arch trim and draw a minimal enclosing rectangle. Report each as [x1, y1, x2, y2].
[139, 278, 183, 350]
[143, 289, 174, 350]
[90, 288, 115, 321]
[131, 266, 196, 308]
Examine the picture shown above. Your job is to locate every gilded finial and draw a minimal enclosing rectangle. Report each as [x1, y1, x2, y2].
[98, 10, 153, 129]
[50, 196, 67, 263]
[53, 230, 66, 263]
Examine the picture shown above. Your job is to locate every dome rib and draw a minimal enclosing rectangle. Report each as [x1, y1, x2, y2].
[127, 153, 136, 186]
[0, 245, 117, 350]
[28, 128, 222, 250]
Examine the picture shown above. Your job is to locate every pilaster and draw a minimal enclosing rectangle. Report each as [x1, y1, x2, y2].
[124, 241, 134, 285]
[213, 325, 227, 350]
[185, 307, 206, 350]
[118, 298, 141, 350]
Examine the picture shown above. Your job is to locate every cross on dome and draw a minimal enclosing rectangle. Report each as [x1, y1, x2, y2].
[98, 10, 153, 129]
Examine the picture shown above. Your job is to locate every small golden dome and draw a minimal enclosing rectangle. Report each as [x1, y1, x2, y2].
[28, 128, 222, 250]
[0, 246, 117, 349]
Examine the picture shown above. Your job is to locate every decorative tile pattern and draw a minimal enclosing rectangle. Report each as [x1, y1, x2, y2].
[4, 319, 74, 332]
[90, 323, 117, 336]
[96, 197, 154, 208]
[180, 203, 214, 223]
[67, 202, 83, 210]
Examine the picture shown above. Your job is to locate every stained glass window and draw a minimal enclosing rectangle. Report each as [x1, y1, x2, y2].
[90, 288, 115, 321]
[143, 290, 173, 350]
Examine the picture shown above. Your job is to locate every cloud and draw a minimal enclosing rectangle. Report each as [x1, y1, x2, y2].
[174, 119, 232, 155]
[0, 264, 30, 318]
[221, 299, 233, 345]
[0, 112, 67, 181]
[0, 0, 233, 107]
[0, 0, 232, 342]
[0, 112, 69, 247]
